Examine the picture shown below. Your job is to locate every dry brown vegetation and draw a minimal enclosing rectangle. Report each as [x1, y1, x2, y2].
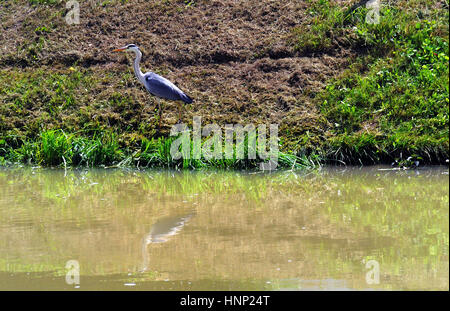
[0, 0, 356, 141]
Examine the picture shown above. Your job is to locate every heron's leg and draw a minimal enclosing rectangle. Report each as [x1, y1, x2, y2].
[177, 102, 182, 123]
[156, 97, 162, 130]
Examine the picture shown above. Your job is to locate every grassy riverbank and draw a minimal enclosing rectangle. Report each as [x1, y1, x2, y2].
[0, 0, 448, 168]
[0, 129, 318, 169]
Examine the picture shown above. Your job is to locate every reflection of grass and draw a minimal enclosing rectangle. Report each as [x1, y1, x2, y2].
[319, 169, 449, 289]
[0, 167, 447, 289]
[0, 259, 65, 277]
[0, 168, 320, 206]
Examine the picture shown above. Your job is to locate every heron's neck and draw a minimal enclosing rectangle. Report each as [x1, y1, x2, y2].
[132, 50, 146, 85]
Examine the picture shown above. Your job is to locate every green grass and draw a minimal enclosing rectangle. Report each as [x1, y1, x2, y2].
[0, 68, 85, 116]
[4, 130, 123, 167]
[0, 129, 318, 169]
[292, 0, 449, 164]
[292, 0, 347, 54]
[28, 0, 61, 5]
[0, 0, 448, 168]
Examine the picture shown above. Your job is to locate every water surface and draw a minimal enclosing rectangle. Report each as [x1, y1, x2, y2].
[0, 166, 448, 290]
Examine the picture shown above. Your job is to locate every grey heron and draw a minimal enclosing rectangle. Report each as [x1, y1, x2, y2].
[141, 213, 195, 272]
[113, 44, 193, 129]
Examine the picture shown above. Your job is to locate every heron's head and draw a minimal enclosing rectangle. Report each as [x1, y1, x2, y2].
[113, 44, 140, 53]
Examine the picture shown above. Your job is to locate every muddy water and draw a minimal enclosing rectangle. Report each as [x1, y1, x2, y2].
[0, 166, 448, 290]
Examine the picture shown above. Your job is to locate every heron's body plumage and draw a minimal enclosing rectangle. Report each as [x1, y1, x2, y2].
[143, 72, 193, 104]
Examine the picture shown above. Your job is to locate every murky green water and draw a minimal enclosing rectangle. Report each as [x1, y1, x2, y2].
[0, 166, 448, 290]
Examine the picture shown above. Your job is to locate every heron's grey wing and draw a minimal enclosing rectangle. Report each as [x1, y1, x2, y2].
[144, 72, 193, 104]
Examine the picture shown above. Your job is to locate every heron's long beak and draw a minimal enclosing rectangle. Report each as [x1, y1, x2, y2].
[113, 47, 126, 52]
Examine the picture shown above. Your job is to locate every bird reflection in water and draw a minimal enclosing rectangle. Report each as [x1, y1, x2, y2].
[141, 212, 195, 272]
